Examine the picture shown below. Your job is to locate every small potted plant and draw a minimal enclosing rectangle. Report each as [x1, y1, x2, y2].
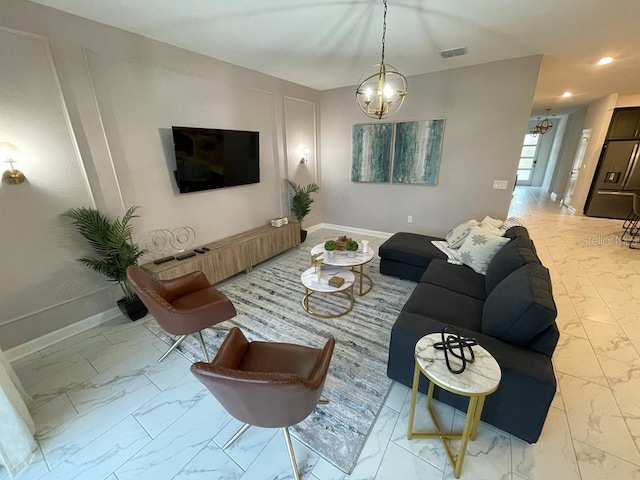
[324, 239, 337, 257]
[346, 239, 359, 257]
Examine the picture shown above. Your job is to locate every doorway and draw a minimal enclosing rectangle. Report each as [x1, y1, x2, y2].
[516, 133, 541, 186]
[562, 129, 591, 209]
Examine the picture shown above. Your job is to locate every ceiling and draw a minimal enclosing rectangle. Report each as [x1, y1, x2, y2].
[31, 0, 640, 116]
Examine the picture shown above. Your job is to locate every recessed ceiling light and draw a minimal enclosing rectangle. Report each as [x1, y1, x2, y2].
[597, 56, 614, 66]
[562, 91, 572, 98]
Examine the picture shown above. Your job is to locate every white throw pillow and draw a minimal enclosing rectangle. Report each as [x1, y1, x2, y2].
[456, 226, 510, 275]
[500, 216, 527, 230]
[445, 219, 478, 249]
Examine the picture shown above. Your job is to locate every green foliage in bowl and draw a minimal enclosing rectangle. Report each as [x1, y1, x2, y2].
[345, 240, 359, 252]
[324, 240, 337, 251]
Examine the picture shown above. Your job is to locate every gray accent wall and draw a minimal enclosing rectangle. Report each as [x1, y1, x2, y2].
[0, 0, 320, 349]
[320, 55, 542, 237]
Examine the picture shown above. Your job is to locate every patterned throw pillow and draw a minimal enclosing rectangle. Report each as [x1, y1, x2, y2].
[456, 226, 510, 275]
[445, 219, 478, 249]
[500, 216, 527, 230]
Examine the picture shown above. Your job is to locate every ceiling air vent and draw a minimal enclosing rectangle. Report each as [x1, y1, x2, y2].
[439, 47, 467, 59]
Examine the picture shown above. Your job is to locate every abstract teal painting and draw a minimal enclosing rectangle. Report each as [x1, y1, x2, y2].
[392, 119, 445, 185]
[352, 123, 393, 182]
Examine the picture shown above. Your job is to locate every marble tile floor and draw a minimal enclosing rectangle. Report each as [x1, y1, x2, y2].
[4, 186, 640, 479]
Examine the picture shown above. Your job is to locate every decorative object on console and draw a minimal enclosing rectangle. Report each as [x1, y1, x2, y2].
[355, 0, 407, 119]
[61, 206, 148, 321]
[345, 239, 359, 257]
[270, 217, 289, 227]
[286, 180, 320, 242]
[0, 142, 26, 185]
[324, 239, 337, 257]
[432, 326, 479, 374]
[143, 226, 196, 259]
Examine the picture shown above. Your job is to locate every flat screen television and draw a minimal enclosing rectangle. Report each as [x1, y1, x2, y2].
[172, 126, 259, 194]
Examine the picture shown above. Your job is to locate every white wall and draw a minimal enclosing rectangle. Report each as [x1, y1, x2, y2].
[320, 56, 542, 236]
[617, 94, 640, 108]
[540, 116, 567, 192]
[548, 107, 588, 198]
[0, 0, 320, 349]
[569, 94, 618, 213]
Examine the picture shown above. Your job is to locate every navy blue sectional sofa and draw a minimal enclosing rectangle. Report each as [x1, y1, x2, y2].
[379, 226, 558, 443]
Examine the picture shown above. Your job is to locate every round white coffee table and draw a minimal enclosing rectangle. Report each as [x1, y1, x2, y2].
[407, 333, 501, 479]
[310, 243, 375, 296]
[300, 266, 355, 318]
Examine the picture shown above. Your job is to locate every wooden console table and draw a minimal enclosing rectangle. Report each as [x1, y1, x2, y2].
[141, 222, 301, 285]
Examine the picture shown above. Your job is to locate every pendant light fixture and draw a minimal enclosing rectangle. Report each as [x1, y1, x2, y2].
[532, 109, 554, 135]
[355, 0, 407, 119]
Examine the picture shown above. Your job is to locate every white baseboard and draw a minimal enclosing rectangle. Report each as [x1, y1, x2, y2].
[567, 205, 577, 214]
[6, 307, 121, 362]
[314, 223, 393, 239]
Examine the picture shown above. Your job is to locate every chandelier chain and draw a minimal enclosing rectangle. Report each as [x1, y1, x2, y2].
[381, 0, 387, 64]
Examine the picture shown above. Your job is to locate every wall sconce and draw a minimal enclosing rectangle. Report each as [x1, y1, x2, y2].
[1, 142, 26, 185]
[299, 146, 311, 165]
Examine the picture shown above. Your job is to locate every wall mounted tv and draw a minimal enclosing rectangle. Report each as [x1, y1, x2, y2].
[172, 126, 259, 194]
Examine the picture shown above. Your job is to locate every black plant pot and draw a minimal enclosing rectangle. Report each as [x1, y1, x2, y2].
[300, 229, 308, 243]
[117, 297, 148, 321]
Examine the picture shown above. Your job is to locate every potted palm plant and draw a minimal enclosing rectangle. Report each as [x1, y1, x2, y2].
[286, 180, 320, 243]
[62, 205, 148, 321]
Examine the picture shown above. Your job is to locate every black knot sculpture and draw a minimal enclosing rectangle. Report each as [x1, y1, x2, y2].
[432, 326, 479, 374]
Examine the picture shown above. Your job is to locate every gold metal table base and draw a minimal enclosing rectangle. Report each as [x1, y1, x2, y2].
[407, 363, 487, 479]
[301, 285, 354, 318]
[350, 264, 373, 296]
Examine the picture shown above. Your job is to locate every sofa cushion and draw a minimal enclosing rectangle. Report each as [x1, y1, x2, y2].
[445, 219, 478, 248]
[403, 283, 484, 330]
[379, 232, 447, 269]
[482, 263, 557, 347]
[456, 226, 510, 275]
[420, 259, 486, 300]
[485, 236, 541, 294]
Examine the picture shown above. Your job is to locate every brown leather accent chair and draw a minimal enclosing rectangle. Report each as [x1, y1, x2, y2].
[191, 327, 335, 480]
[126, 266, 237, 363]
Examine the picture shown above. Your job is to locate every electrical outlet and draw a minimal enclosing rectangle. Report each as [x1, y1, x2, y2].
[407, 215, 413, 223]
[493, 180, 508, 190]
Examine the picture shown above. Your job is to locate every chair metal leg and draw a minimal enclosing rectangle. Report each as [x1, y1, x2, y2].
[157, 334, 187, 363]
[222, 423, 251, 450]
[198, 331, 209, 362]
[282, 427, 301, 480]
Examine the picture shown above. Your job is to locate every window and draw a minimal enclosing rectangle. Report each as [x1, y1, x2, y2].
[517, 134, 540, 182]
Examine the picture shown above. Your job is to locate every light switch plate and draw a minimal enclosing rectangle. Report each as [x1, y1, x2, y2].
[493, 180, 509, 190]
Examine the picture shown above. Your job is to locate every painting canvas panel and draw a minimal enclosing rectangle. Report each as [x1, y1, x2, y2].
[352, 123, 393, 182]
[392, 119, 445, 185]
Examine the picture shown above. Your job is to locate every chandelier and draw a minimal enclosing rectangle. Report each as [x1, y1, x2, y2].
[530, 109, 554, 135]
[355, 0, 408, 119]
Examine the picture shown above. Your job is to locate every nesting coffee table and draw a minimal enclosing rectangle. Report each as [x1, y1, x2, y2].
[407, 333, 501, 478]
[310, 243, 375, 296]
[300, 266, 355, 318]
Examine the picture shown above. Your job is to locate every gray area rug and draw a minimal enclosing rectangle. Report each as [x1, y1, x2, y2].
[145, 241, 414, 473]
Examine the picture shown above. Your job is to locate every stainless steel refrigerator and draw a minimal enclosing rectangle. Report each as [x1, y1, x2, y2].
[584, 140, 640, 219]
